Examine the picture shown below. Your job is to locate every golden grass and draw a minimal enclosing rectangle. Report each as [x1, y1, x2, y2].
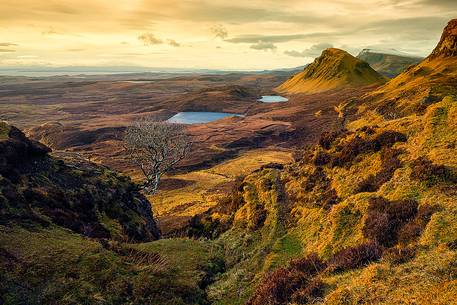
[0, 121, 10, 140]
[323, 246, 457, 304]
[150, 149, 292, 229]
[277, 48, 386, 94]
[209, 149, 292, 179]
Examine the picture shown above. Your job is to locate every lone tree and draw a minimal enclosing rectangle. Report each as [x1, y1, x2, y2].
[124, 118, 192, 194]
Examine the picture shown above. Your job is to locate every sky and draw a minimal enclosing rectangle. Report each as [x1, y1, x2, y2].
[0, 0, 456, 70]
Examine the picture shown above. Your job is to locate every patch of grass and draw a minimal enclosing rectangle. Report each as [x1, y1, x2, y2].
[264, 233, 303, 270]
[152, 149, 292, 234]
[421, 206, 457, 246]
[209, 149, 292, 179]
[324, 246, 457, 304]
[0, 121, 10, 140]
[0, 226, 222, 305]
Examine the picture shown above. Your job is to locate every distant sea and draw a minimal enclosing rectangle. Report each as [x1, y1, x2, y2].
[0, 66, 296, 77]
[0, 71, 149, 77]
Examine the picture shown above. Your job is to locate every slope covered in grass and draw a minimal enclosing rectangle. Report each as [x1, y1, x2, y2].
[364, 19, 457, 118]
[0, 124, 224, 305]
[356, 49, 423, 78]
[277, 48, 386, 94]
[0, 226, 223, 305]
[198, 97, 457, 304]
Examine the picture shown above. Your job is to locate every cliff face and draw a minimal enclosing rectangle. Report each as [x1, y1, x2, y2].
[277, 48, 386, 94]
[428, 19, 457, 59]
[0, 122, 160, 241]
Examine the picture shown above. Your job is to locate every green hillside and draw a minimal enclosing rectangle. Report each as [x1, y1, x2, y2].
[277, 48, 386, 94]
[357, 49, 423, 78]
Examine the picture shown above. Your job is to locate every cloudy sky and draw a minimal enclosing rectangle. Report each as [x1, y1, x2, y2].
[0, 0, 455, 70]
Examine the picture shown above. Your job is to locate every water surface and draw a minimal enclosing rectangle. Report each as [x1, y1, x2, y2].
[257, 95, 288, 103]
[167, 112, 242, 124]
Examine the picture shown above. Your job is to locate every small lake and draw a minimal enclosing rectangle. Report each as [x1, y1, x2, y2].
[167, 112, 242, 124]
[123, 80, 155, 84]
[257, 95, 288, 103]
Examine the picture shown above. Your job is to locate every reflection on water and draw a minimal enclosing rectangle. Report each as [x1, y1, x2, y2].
[167, 112, 242, 124]
[257, 95, 288, 103]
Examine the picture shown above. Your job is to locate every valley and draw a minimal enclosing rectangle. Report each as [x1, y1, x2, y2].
[1, 69, 371, 234]
[1, 10, 457, 305]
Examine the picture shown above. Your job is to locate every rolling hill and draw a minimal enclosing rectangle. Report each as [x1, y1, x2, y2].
[1, 17, 457, 305]
[276, 48, 386, 94]
[189, 19, 457, 304]
[356, 49, 423, 78]
[364, 18, 457, 118]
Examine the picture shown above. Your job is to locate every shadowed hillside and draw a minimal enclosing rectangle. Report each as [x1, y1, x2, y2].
[356, 49, 423, 78]
[0, 122, 160, 241]
[277, 48, 386, 94]
[0, 123, 225, 305]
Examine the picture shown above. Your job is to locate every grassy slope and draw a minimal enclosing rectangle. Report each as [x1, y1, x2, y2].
[208, 168, 297, 304]
[357, 52, 422, 78]
[277, 48, 386, 94]
[152, 149, 292, 234]
[205, 96, 457, 304]
[365, 57, 457, 117]
[300, 97, 457, 303]
[0, 225, 222, 305]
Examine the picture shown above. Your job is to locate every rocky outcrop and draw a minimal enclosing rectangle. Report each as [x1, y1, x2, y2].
[0, 123, 51, 176]
[428, 19, 457, 59]
[0, 123, 160, 241]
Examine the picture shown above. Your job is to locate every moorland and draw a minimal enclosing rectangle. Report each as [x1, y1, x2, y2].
[1, 18, 457, 305]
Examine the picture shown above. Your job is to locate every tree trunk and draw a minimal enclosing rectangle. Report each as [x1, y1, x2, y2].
[143, 172, 162, 194]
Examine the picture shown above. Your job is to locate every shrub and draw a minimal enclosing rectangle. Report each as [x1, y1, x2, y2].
[247, 253, 327, 305]
[410, 157, 455, 186]
[363, 197, 418, 247]
[289, 253, 327, 276]
[246, 267, 309, 305]
[313, 150, 331, 166]
[331, 131, 406, 168]
[358, 126, 376, 135]
[383, 245, 416, 265]
[397, 204, 439, 244]
[373, 131, 407, 147]
[331, 136, 372, 167]
[363, 208, 392, 246]
[297, 168, 339, 209]
[328, 242, 383, 272]
[319, 131, 344, 150]
[187, 214, 224, 239]
[249, 203, 267, 230]
[290, 279, 325, 304]
[356, 148, 402, 193]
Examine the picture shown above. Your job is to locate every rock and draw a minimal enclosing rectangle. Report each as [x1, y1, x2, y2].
[0, 126, 51, 176]
[428, 19, 457, 59]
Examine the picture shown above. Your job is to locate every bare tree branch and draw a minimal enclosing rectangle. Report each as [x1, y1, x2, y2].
[123, 118, 192, 194]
